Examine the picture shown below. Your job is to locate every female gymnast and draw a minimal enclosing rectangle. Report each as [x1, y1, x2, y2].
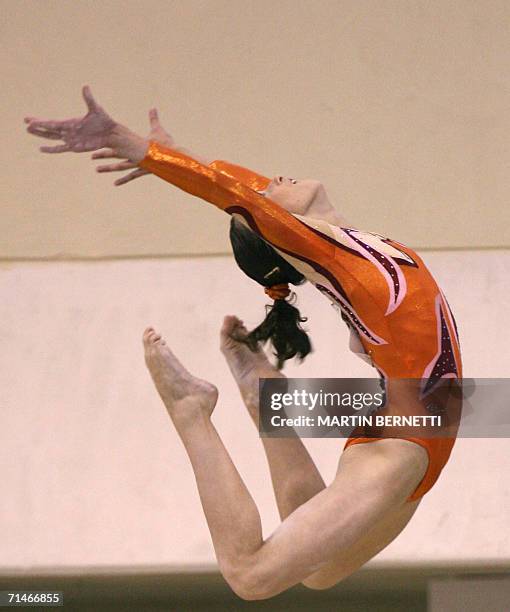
[25, 87, 462, 600]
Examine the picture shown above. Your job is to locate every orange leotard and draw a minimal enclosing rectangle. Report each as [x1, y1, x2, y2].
[139, 142, 463, 501]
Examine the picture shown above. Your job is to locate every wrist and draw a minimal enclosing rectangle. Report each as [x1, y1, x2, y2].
[109, 124, 149, 163]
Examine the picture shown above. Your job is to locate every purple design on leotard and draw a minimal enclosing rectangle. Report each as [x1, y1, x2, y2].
[295, 220, 418, 269]
[378, 237, 419, 269]
[342, 229, 409, 315]
[421, 295, 459, 398]
[439, 289, 460, 348]
[291, 219, 418, 316]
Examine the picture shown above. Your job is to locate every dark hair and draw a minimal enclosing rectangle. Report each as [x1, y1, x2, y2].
[229, 218, 312, 369]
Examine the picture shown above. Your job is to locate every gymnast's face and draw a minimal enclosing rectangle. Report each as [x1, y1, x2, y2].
[263, 176, 334, 219]
[265, 176, 322, 211]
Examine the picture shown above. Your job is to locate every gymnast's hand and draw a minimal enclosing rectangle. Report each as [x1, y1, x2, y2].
[91, 108, 174, 186]
[25, 85, 148, 164]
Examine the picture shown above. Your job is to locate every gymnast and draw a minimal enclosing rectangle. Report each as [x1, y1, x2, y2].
[25, 86, 462, 600]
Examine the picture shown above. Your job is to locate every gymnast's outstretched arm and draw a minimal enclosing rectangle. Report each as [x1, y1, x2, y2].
[24, 86, 336, 264]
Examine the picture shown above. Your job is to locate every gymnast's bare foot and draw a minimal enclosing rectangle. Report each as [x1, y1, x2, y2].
[143, 327, 218, 425]
[220, 315, 284, 415]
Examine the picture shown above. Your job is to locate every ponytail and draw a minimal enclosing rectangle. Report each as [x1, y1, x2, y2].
[229, 218, 312, 369]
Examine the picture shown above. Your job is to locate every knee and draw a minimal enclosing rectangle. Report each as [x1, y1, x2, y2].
[221, 560, 275, 601]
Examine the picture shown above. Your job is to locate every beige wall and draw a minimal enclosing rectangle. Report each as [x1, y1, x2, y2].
[3, 0, 510, 259]
[1, 251, 509, 569]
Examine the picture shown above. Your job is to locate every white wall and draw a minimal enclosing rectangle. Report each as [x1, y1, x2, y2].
[4, 0, 510, 259]
[1, 250, 509, 569]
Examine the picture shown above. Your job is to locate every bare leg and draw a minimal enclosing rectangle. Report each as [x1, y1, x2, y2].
[219, 316, 425, 590]
[220, 315, 326, 518]
[143, 327, 263, 569]
[143, 327, 429, 600]
[144, 326, 345, 592]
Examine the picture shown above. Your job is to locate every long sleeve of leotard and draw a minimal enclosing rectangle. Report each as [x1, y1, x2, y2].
[138, 141, 335, 264]
[207, 159, 271, 193]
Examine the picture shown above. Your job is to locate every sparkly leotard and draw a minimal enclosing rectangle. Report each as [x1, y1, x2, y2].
[139, 143, 463, 501]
